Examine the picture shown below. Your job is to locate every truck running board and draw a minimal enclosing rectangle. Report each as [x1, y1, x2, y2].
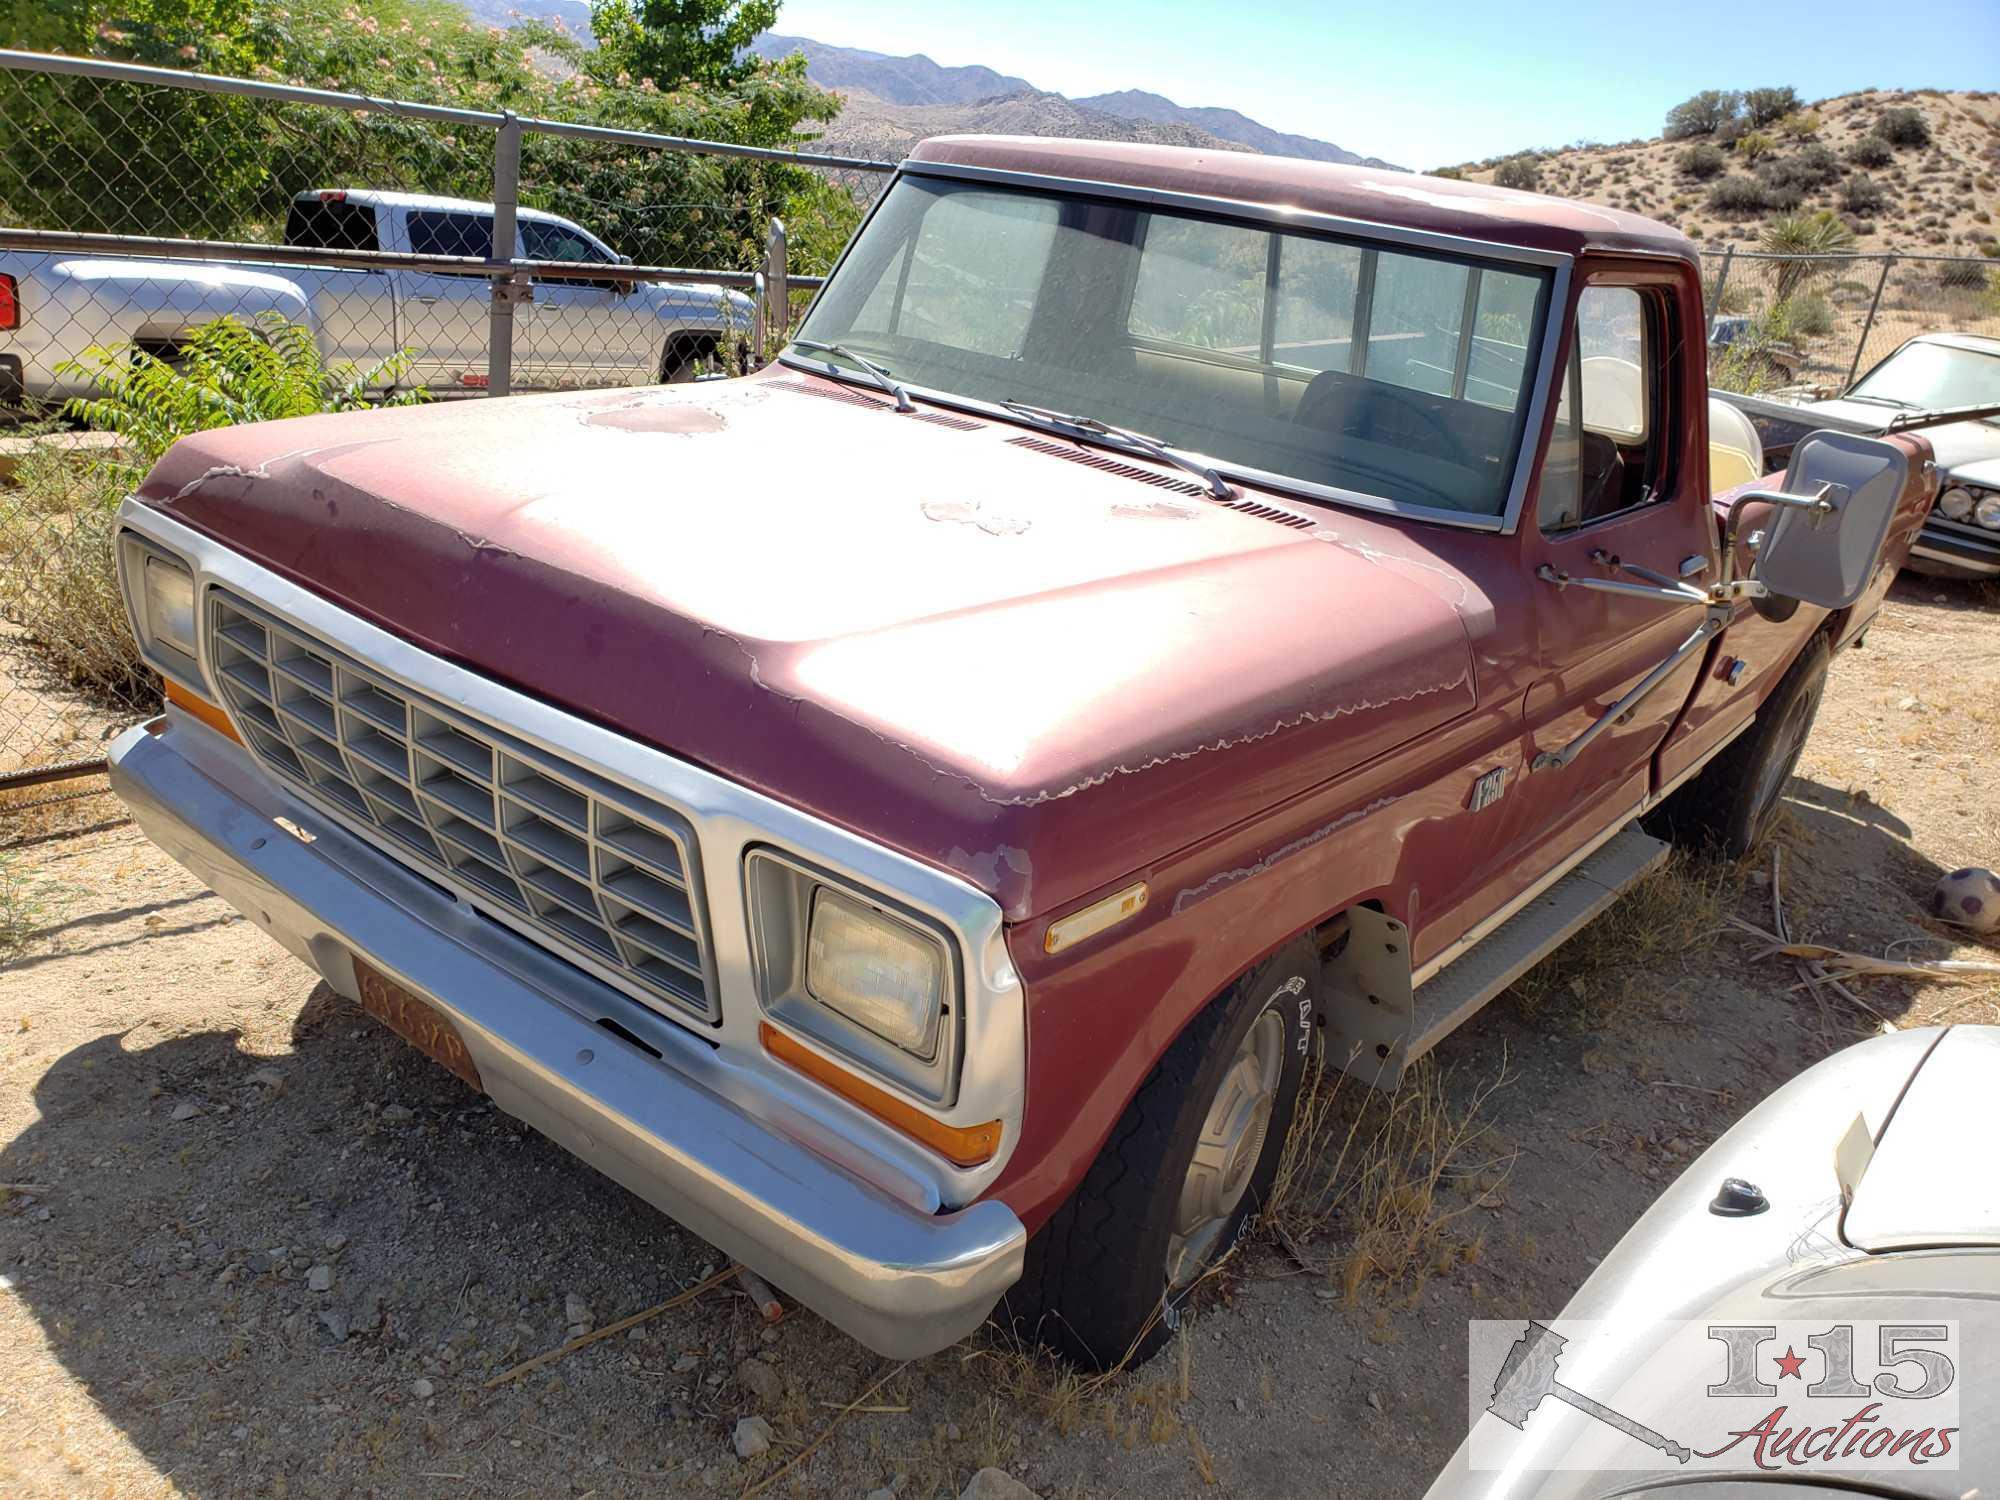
[1324, 822, 1669, 1090]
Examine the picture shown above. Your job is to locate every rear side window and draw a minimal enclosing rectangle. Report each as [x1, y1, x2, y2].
[1539, 285, 1668, 532]
[407, 211, 493, 263]
[284, 198, 379, 252]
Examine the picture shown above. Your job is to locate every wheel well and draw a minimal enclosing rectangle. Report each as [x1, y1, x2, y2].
[661, 332, 718, 379]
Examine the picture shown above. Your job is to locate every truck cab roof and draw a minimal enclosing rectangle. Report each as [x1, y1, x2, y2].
[904, 136, 1698, 267]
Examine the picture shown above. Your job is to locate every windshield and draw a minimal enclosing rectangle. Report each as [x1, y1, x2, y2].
[794, 175, 1554, 519]
[1849, 341, 2000, 412]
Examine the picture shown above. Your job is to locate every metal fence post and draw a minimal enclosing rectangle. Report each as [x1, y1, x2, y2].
[751, 270, 766, 361]
[1846, 255, 1894, 392]
[1705, 245, 1734, 339]
[488, 111, 522, 398]
[766, 217, 788, 342]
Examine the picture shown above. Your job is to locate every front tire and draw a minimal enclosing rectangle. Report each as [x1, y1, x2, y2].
[1001, 955, 1314, 1370]
[1647, 631, 1830, 860]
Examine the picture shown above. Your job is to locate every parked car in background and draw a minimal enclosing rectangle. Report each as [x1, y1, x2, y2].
[1720, 332, 2000, 580]
[106, 138, 1936, 1371]
[0, 189, 752, 406]
[1426, 1025, 1999, 1496]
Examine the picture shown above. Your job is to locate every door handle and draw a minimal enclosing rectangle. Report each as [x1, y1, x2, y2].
[412, 295, 439, 305]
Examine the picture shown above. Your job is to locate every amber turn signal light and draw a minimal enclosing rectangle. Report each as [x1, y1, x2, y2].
[759, 1022, 1002, 1167]
[164, 678, 243, 745]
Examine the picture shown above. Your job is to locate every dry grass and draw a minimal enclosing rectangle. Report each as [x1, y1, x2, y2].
[1505, 851, 1736, 1034]
[1262, 1050, 1513, 1306]
[0, 448, 151, 703]
[0, 846, 69, 956]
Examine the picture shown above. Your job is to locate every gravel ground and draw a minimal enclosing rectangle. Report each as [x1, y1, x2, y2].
[2, 573, 1995, 1500]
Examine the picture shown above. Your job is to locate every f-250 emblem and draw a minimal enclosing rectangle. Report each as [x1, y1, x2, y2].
[1469, 768, 1507, 812]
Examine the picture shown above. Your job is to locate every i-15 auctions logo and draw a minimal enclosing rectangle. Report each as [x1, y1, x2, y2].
[1467, 1319, 1960, 1472]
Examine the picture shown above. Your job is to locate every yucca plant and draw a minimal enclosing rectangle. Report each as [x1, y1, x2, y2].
[57, 314, 422, 469]
[1759, 211, 1856, 301]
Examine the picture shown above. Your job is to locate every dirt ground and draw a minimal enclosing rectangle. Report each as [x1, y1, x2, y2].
[2, 573, 1996, 1500]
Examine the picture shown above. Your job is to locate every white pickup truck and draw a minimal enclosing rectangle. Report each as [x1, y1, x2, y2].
[0, 189, 753, 405]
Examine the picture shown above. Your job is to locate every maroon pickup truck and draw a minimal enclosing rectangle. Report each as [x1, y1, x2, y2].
[106, 137, 1936, 1370]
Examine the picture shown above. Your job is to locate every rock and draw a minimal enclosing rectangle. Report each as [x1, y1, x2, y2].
[246, 1068, 285, 1088]
[170, 1102, 202, 1122]
[731, 1415, 772, 1459]
[1367, 1390, 1383, 1412]
[307, 1265, 334, 1293]
[736, 1357, 782, 1406]
[411, 1378, 435, 1399]
[1233, 1396, 1246, 1413]
[945, 1421, 961, 1442]
[380, 1105, 415, 1124]
[867, 1489, 897, 1500]
[563, 1292, 592, 1330]
[318, 1309, 350, 1343]
[959, 1470, 1039, 1500]
[323, 1231, 349, 1253]
[672, 1352, 702, 1374]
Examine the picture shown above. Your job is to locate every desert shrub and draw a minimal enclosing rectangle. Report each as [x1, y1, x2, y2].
[1769, 142, 1840, 188]
[1742, 86, 1801, 126]
[1777, 110, 1822, 140]
[1678, 142, 1727, 180]
[1847, 134, 1895, 168]
[1430, 166, 1465, 180]
[1708, 303, 1801, 395]
[1492, 155, 1541, 191]
[1, 314, 422, 698]
[1664, 88, 1742, 139]
[1733, 131, 1777, 162]
[1707, 175, 1771, 217]
[1786, 289, 1836, 337]
[1939, 261, 1990, 289]
[1841, 174, 1890, 214]
[0, 448, 148, 699]
[1876, 106, 1931, 146]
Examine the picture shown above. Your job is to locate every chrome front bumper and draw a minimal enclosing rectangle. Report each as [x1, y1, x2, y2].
[110, 714, 1025, 1360]
[1909, 519, 2000, 579]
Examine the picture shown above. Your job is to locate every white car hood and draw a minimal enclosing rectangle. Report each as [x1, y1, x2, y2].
[1844, 1026, 2000, 1252]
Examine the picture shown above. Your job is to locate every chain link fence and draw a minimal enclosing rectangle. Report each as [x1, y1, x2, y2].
[0, 48, 891, 805]
[1701, 247, 2000, 397]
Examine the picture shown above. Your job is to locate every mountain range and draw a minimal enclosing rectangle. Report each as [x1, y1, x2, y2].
[748, 34, 1398, 169]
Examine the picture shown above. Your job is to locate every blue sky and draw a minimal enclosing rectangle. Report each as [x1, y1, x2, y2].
[776, 0, 2000, 169]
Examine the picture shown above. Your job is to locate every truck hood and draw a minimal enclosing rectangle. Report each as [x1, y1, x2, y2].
[1802, 398, 2000, 473]
[136, 375, 1479, 919]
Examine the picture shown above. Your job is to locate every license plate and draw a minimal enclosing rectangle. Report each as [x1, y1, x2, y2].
[352, 958, 483, 1092]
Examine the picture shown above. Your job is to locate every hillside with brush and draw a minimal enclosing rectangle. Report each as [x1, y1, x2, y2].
[1452, 87, 1999, 257]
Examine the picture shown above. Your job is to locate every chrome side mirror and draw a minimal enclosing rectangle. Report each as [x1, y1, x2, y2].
[1733, 430, 1908, 610]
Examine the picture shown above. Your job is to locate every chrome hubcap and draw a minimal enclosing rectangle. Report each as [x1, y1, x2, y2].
[1166, 1010, 1284, 1289]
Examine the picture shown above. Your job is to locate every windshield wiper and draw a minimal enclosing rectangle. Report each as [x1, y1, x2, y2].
[787, 339, 914, 412]
[1000, 399, 1235, 500]
[1880, 401, 2000, 434]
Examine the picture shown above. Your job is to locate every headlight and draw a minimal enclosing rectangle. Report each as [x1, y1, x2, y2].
[1977, 493, 2000, 531]
[745, 848, 959, 1103]
[142, 555, 197, 658]
[1938, 485, 1975, 521]
[806, 886, 944, 1055]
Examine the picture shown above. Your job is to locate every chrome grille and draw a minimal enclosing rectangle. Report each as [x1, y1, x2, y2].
[207, 591, 718, 1024]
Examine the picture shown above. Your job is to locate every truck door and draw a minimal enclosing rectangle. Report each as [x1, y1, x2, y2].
[398, 209, 500, 394]
[515, 219, 640, 389]
[1512, 271, 1719, 878]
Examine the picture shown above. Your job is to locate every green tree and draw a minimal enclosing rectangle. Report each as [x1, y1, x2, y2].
[1664, 89, 1742, 139]
[589, 0, 779, 89]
